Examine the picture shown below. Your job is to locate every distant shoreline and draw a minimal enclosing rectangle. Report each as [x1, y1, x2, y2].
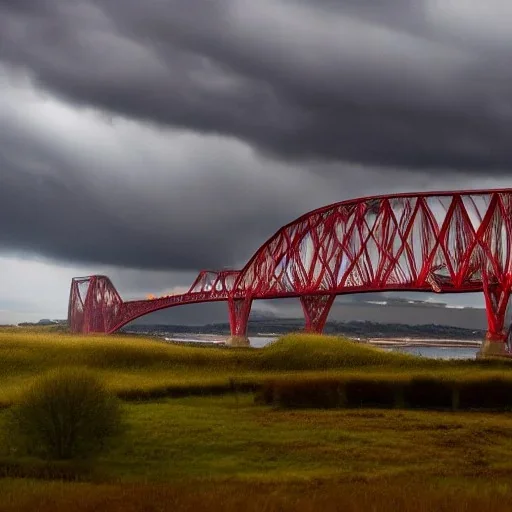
[146, 332, 483, 349]
[365, 338, 481, 348]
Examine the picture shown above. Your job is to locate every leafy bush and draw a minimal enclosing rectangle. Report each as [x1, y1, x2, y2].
[8, 368, 123, 460]
[403, 378, 454, 409]
[259, 378, 403, 409]
[258, 376, 512, 411]
[344, 379, 401, 408]
[269, 379, 342, 409]
[458, 379, 512, 409]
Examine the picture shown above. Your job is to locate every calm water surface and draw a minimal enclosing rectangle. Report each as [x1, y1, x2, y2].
[386, 346, 479, 360]
[159, 333, 480, 359]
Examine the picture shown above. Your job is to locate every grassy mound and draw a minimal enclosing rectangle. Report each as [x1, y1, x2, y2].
[0, 330, 431, 380]
[258, 333, 430, 370]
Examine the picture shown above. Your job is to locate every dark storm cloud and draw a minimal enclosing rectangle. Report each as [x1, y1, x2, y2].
[2, 0, 512, 277]
[0, 137, 295, 270]
[2, 0, 512, 171]
[0, 91, 353, 270]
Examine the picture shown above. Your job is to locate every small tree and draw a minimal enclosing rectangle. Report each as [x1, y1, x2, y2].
[9, 368, 122, 460]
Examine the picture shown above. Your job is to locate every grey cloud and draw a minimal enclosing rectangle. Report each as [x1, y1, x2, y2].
[3, 0, 512, 281]
[0, 75, 507, 274]
[1, 1, 512, 171]
[0, 154, 279, 271]
[0, 84, 356, 270]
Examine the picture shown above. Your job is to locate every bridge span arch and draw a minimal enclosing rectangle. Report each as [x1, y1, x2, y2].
[69, 188, 512, 355]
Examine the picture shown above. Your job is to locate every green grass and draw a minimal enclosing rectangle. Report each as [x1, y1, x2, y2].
[3, 392, 512, 481]
[2, 478, 512, 512]
[2, 394, 512, 510]
[94, 395, 512, 482]
[2, 328, 512, 510]
[1, 328, 511, 407]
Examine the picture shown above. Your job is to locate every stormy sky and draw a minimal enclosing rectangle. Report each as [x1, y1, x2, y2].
[1, 0, 512, 324]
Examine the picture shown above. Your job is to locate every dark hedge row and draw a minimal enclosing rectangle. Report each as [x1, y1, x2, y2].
[257, 377, 512, 410]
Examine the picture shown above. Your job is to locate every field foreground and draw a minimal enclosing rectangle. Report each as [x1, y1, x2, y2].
[2, 328, 512, 510]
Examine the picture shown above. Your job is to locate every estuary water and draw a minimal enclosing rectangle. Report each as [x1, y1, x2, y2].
[157, 333, 481, 359]
[385, 345, 479, 360]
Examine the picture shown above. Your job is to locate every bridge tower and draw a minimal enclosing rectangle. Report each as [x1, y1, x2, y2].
[68, 276, 123, 334]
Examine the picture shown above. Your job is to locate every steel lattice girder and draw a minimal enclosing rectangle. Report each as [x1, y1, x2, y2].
[68, 188, 512, 344]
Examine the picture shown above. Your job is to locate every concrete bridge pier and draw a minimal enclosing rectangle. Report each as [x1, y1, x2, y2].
[478, 284, 511, 358]
[226, 297, 253, 347]
[478, 333, 509, 358]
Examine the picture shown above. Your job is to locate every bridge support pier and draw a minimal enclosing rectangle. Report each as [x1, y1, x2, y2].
[227, 297, 253, 347]
[479, 284, 511, 358]
[300, 294, 335, 334]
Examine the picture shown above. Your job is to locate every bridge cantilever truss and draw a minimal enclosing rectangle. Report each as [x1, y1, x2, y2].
[68, 270, 241, 334]
[69, 188, 512, 352]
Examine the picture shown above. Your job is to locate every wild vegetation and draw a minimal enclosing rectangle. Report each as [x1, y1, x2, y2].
[259, 375, 512, 410]
[1, 328, 511, 406]
[1, 327, 512, 510]
[7, 368, 122, 459]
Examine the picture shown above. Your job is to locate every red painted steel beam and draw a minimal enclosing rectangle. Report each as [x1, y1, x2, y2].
[68, 189, 512, 351]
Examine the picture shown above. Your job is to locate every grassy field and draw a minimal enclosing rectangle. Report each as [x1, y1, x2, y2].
[2, 327, 512, 510]
[2, 327, 512, 406]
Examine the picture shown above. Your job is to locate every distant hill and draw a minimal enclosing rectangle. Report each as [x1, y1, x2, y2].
[131, 299, 489, 330]
[122, 319, 486, 340]
[18, 319, 67, 327]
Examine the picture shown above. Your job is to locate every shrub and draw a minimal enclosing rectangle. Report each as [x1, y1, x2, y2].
[261, 378, 342, 409]
[8, 368, 122, 460]
[458, 379, 512, 409]
[255, 380, 277, 405]
[403, 378, 454, 409]
[259, 377, 461, 410]
[259, 375, 512, 411]
[344, 379, 401, 408]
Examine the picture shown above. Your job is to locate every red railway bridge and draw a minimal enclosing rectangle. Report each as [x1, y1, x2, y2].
[69, 188, 512, 355]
